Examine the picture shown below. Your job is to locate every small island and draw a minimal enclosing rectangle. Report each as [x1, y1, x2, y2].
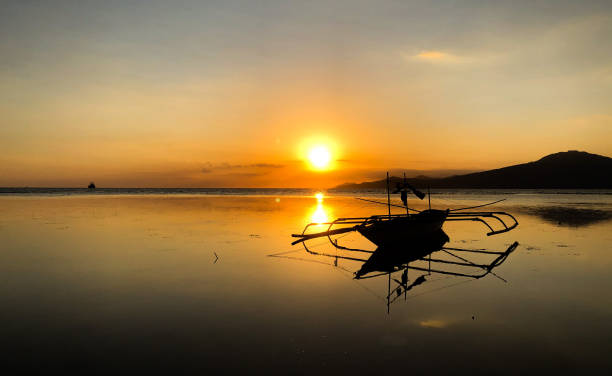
[88, 182, 96, 189]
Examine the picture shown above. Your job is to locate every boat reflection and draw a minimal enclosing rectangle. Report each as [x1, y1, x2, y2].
[283, 226, 518, 313]
[281, 183, 521, 313]
[354, 228, 450, 279]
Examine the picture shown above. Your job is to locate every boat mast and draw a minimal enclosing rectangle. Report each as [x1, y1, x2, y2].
[386, 172, 391, 218]
[404, 172, 409, 216]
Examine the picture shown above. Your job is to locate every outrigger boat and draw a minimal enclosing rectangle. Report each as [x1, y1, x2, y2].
[285, 173, 519, 311]
[291, 173, 518, 249]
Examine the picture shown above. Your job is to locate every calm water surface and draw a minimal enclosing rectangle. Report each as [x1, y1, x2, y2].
[1, 192, 611, 373]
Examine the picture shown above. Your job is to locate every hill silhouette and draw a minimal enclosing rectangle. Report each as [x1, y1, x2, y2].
[334, 151, 612, 190]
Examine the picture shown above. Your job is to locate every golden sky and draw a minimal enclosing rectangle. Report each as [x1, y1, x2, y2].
[1, 0, 611, 187]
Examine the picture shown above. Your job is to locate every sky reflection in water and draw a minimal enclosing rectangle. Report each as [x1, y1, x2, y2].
[0, 193, 611, 373]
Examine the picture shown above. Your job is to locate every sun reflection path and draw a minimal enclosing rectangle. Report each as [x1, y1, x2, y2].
[311, 204, 329, 224]
[308, 193, 330, 226]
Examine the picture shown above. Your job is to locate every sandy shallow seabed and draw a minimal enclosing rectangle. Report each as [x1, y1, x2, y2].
[1, 193, 611, 374]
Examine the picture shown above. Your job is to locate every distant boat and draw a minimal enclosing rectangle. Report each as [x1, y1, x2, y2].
[88, 182, 96, 189]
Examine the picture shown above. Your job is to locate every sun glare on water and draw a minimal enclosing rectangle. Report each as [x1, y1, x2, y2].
[310, 192, 328, 224]
[308, 145, 331, 170]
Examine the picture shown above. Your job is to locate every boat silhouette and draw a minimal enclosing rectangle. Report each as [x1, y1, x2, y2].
[292, 172, 518, 248]
[287, 172, 520, 312]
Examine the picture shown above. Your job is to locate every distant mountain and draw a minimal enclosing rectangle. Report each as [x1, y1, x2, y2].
[375, 169, 479, 179]
[334, 151, 612, 190]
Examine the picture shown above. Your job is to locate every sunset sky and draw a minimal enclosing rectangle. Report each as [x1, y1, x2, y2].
[1, 0, 611, 187]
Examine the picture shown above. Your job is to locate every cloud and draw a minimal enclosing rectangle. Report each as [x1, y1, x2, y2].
[249, 163, 284, 168]
[219, 172, 263, 178]
[406, 50, 499, 65]
[200, 162, 285, 174]
[419, 319, 447, 329]
[417, 51, 450, 60]
[410, 50, 468, 64]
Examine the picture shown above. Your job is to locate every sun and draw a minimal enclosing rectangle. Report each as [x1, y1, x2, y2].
[308, 145, 331, 170]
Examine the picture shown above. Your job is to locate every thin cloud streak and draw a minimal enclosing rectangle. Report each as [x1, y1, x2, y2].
[201, 162, 285, 174]
[407, 50, 496, 65]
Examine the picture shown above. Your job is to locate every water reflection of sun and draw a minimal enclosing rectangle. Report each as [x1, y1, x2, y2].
[311, 204, 329, 224]
[307, 193, 331, 226]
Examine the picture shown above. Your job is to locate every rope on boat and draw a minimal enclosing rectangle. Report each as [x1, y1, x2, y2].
[355, 197, 422, 212]
[449, 198, 507, 211]
[267, 232, 354, 257]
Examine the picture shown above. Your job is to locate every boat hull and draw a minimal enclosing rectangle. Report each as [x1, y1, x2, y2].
[357, 209, 448, 248]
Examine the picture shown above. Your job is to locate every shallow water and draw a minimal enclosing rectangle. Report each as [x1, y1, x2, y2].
[1, 193, 611, 373]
